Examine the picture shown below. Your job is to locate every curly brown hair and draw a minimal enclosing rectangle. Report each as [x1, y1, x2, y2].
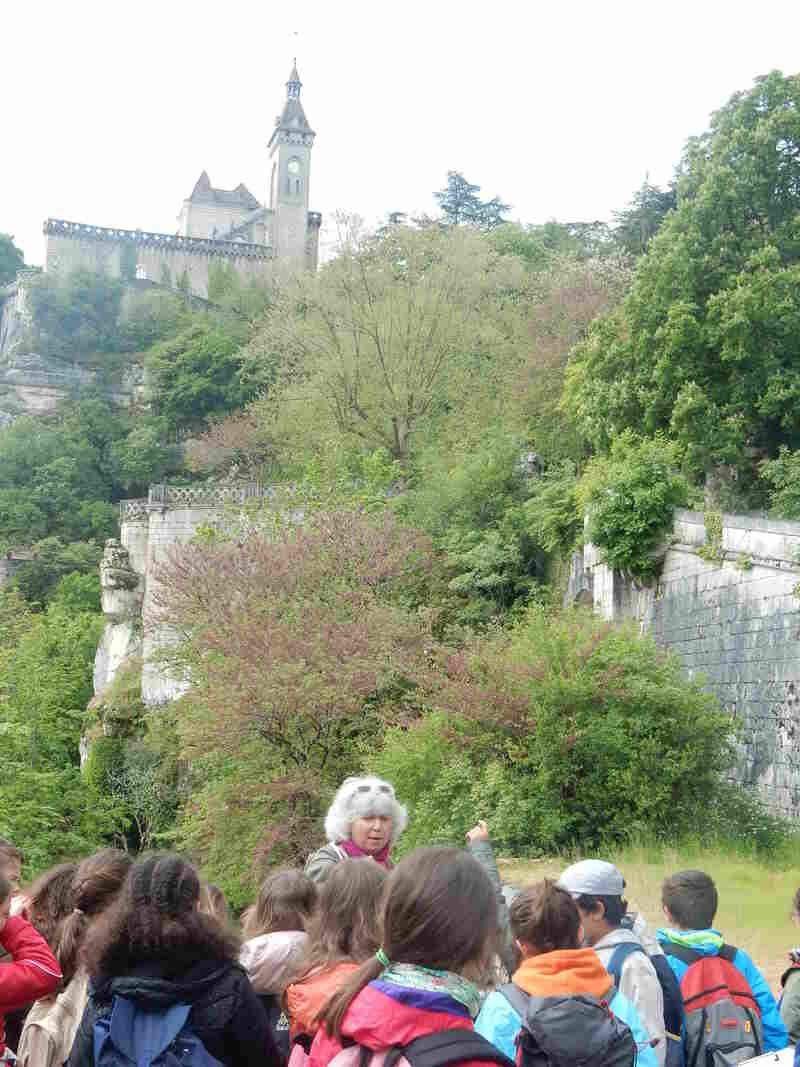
[83, 853, 241, 984]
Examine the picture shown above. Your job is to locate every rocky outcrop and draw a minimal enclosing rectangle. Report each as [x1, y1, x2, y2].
[93, 539, 144, 699]
[0, 273, 143, 424]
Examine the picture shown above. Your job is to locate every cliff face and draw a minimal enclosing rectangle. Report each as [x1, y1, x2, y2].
[0, 275, 143, 424]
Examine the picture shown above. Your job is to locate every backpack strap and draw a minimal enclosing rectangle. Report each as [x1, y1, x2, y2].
[384, 1030, 516, 1067]
[718, 944, 737, 963]
[498, 983, 530, 1020]
[607, 943, 647, 988]
[661, 942, 703, 966]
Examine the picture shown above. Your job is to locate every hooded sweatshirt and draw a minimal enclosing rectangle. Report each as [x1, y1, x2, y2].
[65, 957, 281, 1067]
[657, 927, 788, 1053]
[0, 916, 62, 1057]
[593, 927, 666, 1067]
[475, 949, 659, 1067]
[308, 971, 503, 1067]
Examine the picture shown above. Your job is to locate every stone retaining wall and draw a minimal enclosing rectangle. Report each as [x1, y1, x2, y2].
[569, 509, 800, 816]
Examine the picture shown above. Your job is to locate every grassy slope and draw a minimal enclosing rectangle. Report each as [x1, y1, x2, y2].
[499, 841, 800, 993]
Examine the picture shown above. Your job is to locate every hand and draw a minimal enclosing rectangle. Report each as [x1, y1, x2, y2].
[466, 820, 490, 843]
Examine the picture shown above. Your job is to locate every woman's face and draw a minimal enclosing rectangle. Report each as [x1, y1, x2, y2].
[351, 814, 393, 854]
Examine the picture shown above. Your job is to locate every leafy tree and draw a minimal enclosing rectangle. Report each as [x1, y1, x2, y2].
[0, 591, 119, 871]
[613, 178, 676, 257]
[11, 538, 104, 607]
[146, 319, 253, 434]
[253, 222, 530, 464]
[373, 606, 735, 855]
[760, 447, 800, 518]
[153, 508, 438, 901]
[564, 71, 800, 497]
[0, 234, 24, 286]
[434, 171, 511, 231]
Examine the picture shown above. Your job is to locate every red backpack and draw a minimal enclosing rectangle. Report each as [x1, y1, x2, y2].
[662, 943, 763, 1067]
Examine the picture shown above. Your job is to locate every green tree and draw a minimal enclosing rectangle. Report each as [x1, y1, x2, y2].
[434, 171, 511, 231]
[254, 222, 530, 464]
[564, 71, 800, 498]
[613, 178, 676, 257]
[145, 319, 253, 434]
[0, 591, 119, 871]
[0, 234, 24, 286]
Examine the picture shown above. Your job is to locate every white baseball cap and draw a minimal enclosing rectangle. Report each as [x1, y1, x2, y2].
[558, 859, 625, 897]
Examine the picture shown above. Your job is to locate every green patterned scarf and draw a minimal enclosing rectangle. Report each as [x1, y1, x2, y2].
[378, 962, 482, 1019]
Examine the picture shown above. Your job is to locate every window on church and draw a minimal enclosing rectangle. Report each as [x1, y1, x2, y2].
[296, 179, 301, 195]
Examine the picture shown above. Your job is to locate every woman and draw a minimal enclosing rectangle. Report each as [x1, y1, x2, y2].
[66, 853, 281, 1067]
[304, 777, 407, 884]
[309, 847, 512, 1067]
[18, 850, 132, 1067]
[286, 860, 385, 1047]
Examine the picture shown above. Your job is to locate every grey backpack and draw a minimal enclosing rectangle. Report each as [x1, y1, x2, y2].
[500, 984, 637, 1067]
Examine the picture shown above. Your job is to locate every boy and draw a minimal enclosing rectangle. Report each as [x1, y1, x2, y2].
[559, 859, 667, 1066]
[0, 872, 62, 1063]
[658, 869, 788, 1052]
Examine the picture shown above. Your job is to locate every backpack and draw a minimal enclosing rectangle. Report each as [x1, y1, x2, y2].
[94, 995, 225, 1067]
[607, 942, 684, 1067]
[661, 943, 763, 1067]
[326, 1030, 516, 1067]
[499, 983, 636, 1067]
[258, 993, 291, 1061]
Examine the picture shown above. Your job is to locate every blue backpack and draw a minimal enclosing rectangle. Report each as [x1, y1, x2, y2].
[94, 996, 225, 1067]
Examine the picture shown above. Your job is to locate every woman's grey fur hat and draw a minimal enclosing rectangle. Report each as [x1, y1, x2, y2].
[324, 776, 408, 844]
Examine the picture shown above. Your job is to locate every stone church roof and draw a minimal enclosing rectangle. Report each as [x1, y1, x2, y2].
[188, 171, 261, 210]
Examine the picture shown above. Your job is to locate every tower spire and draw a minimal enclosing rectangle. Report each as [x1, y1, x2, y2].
[287, 60, 302, 99]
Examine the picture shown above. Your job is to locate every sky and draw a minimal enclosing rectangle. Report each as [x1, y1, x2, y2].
[3, 0, 800, 266]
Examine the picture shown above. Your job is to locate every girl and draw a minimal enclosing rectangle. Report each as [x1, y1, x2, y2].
[240, 869, 317, 1058]
[309, 847, 510, 1067]
[286, 860, 385, 1047]
[66, 853, 281, 1067]
[17, 849, 132, 1067]
[475, 880, 658, 1067]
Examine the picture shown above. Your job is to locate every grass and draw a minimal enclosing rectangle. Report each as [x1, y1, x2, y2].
[498, 840, 800, 992]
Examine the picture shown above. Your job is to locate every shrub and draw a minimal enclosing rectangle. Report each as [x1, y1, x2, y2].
[577, 432, 689, 580]
[372, 606, 734, 855]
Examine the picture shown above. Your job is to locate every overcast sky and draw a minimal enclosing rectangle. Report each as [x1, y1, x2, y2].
[3, 0, 800, 266]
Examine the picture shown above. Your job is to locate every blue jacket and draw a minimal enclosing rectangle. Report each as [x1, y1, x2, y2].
[656, 927, 788, 1053]
[475, 985, 659, 1067]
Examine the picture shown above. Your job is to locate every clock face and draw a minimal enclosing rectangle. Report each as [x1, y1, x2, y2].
[288, 159, 301, 175]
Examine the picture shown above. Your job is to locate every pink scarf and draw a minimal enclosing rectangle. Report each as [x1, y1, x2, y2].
[338, 837, 392, 867]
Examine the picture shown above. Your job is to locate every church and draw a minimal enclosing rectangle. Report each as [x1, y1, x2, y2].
[43, 64, 320, 298]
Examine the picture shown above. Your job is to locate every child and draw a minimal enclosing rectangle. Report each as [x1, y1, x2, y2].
[657, 869, 788, 1053]
[0, 873, 62, 1063]
[558, 859, 671, 1067]
[286, 860, 385, 1048]
[17, 850, 132, 1067]
[475, 879, 658, 1067]
[780, 887, 800, 1044]
[239, 869, 317, 1059]
[309, 847, 512, 1067]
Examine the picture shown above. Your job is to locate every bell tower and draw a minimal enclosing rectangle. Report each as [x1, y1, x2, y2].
[269, 62, 316, 264]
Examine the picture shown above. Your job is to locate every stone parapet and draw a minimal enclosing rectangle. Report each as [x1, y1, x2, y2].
[43, 219, 272, 260]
